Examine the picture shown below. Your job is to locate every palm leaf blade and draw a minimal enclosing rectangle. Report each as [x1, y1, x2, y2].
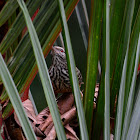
[0, 54, 36, 140]
[16, 0, 66, 139]
[84, 0, 103, 136]
[0, 0, 18, 27]
[121, 34, 140, 140]
[1, 0, 78, 120]
[57, 0, 88, 139]
[0, 0, 43, 54]
[126, 73, 140, 140]
[104, 0, 110, 139]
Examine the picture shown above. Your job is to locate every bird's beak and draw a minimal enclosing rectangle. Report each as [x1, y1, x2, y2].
[51, 46, 60, 56]
[51, 46, 56, 55]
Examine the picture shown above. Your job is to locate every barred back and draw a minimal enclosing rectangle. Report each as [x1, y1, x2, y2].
[49, 52, 83, 94]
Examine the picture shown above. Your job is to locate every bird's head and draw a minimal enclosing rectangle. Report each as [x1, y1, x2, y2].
[51, 46, 66, 60]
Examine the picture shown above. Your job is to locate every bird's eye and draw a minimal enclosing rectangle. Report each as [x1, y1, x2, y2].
[60, 49, 64, 52]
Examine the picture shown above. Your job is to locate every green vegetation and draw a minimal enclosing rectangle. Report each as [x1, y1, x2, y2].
[0, 0, 139, 139]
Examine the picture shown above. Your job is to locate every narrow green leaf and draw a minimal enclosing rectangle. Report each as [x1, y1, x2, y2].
[110, 0, 127, 78]
[91, 0, 105, 139]
[16, 0, 66, 139]
[114, 37, 129, 140]
[0, 0, 56, 102]
[1, 0, 78, 119]
[0, 0, 43, 54]
[126, 81, 140, 140]
[84, 0, 103, 135]
[8, 0, 55, 74]
[104, 0, 110, 140]
[110, 0, 135, 114]
[75, 0, 89, 50]
[0, 54, 36, 140]
[138, 132, 140, 140]
[0, 135, 2, 140]
[0, 133, 3, 140]
[115, 3, 136, 140]
[124, 6, 140, 121]
[0, 0, 18, 27]
[57, 0, 88, 139]
[121, 34, 140, 140]
[132, 0, 140, 28]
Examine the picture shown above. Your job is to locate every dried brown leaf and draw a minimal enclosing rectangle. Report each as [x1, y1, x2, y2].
[5, 114, 25, 140]
[14, 99, 37, 126]
[36, 107, 50, 125]
[44, 126, 56, 140]
[22, 99, 37, 123]
[43, 122, 54, 136]
[37, 137, 43, 140]
[61, 107, 76, 125]
[40, 107, 77, 139]
[65, 124, 79, 140]
[41, 93, 74, 131]
[31, 123, 46, 138]
[40, 113, 53, 131]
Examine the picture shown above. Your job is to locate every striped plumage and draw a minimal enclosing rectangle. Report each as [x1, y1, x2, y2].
[49, 46, 83, 94]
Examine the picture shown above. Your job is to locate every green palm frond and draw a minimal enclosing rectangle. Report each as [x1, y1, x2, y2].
[0, 0, 139, 139]
[0, 0, 78, 120]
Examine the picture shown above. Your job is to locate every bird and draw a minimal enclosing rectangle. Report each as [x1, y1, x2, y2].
[49, 46, 83, 94]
